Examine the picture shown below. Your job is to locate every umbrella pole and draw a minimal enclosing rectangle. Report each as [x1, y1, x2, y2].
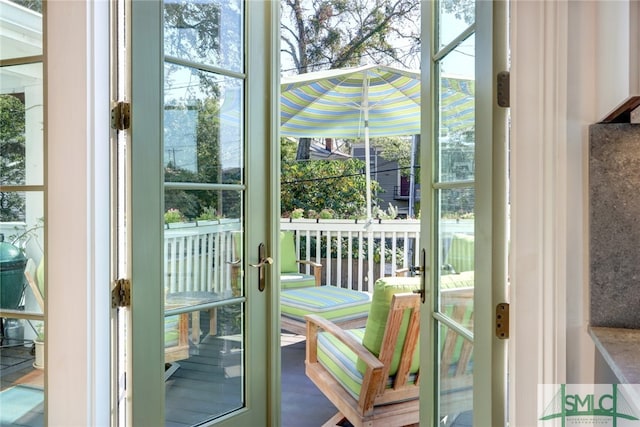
[363, 77, 372, 221]
[364, 129, 372, 221]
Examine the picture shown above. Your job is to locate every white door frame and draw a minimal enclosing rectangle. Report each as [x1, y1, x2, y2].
[46, 1, 111, 425]
[509, 1, 607, 425]
[510, 1, 570, 424]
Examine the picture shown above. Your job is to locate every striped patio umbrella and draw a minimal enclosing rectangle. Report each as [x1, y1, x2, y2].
[440, 74, 475, 133]
[281, 64, 475, 219]
[281, 64, 421, 220]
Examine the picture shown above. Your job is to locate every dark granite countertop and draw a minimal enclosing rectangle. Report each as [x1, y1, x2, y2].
[590, 326, 640, 384]
[590, 327, 640, 414]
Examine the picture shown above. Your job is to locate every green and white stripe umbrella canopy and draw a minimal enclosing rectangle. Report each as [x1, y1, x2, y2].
[281, 64, 475, 219]
[281, 64, 421, 220]
[281, 64, 421, 139]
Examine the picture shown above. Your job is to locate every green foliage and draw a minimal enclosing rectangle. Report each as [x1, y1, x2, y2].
[299, 235, 405, 263]
[290, 208, 305, 219]
[281, 137, 298, 162]
[8, 217, 44, 254]
[0, 95, 27, 221]
[196, 206, 220, 221]
[441, 0, 475, 25]
[164, 209, 185, 224]
[35, 322, 45, 341]
[372, 203, 398, 220]
[372, 136, 415, 178]
[319, 209, 334, 219]
[164, 1, 241, 85]
[1, 95, 25, 184]
[281, 158, 380, 218]
[163, 95, 242, 221]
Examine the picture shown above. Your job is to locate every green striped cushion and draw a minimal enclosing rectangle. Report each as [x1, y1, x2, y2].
[356, 277, 421, 376]
[280, 231, 300, 273]
[440, 274, 474, 376]
[317, 329, 366, 399]
[445, 233, 474, 273]
[440, 270, 474, 289]
[280, 286, 371, 322]
[317, 328, 417, 400]
[280, 231, 317, 289]
[164, 315, 180, 348]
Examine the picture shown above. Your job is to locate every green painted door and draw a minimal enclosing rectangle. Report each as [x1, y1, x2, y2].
[419, 1, 508, 425]
[113, 1, 277, 425]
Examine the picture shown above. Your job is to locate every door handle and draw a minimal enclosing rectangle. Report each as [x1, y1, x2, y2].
[411, 248, 427, 303]
[249, 242, 273, 292]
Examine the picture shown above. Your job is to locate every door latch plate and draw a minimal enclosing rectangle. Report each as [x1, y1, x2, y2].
[495, 302, 509, 339]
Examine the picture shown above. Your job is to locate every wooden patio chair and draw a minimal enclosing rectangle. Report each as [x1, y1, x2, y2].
[305, 276, 474, 427]
[280, 230, 322, 289]
[280, 231, 371, 335]
[305, 277, 421, 427]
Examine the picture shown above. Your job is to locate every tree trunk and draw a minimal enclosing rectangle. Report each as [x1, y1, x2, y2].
[296, 137, 311, 160]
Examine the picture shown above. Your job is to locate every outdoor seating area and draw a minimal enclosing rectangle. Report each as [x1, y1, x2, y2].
[305, 277, 422, 427]
[0, 219, 474, 426]
[304, 274, 473, 427]
[280, 230, 372, 335]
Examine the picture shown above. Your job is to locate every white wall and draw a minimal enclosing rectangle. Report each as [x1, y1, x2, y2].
[565, 0, 639, 384]
[595, 1, 632, 118]
[511, 0, 638, 425]
[47, 0, 110, 425]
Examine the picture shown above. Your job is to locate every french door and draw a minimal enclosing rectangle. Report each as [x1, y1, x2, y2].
[111, 1, 278, 425]
[419, 1, 509, 426]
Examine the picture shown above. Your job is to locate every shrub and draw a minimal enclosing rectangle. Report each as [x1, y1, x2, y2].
[164, 208, 185, 224]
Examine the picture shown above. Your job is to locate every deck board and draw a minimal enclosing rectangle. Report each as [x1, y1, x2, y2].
[1, 331, 472, 426]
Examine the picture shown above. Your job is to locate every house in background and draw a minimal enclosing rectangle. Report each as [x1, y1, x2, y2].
[352, 142, 416, 217]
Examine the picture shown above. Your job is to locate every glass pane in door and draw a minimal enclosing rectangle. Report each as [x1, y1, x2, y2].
[438, 322, 473, 423]
[163, 0, 245, 424]
[164, 0, 243, 73]
[437, 186, 475, 422]
[434, 2, 475, 422]
[0, 4, 45, 417]
[438, 0, 474, 49]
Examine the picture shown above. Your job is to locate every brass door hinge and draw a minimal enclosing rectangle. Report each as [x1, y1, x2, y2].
[112, 278, 131, 308]
[495, 302, 509, 339]
[111, 101, 131, 130]
[497, 71, 510, 108]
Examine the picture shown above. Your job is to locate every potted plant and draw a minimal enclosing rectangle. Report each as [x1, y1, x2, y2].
[33, 322, 45, 369]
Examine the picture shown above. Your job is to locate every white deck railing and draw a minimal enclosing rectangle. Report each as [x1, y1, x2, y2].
[0, 218, 471, 297]
[281, 218, 421, 292]
[163, 218, 472, 294]
[163, 218, 425, 294]
[164, 219, 241, 296]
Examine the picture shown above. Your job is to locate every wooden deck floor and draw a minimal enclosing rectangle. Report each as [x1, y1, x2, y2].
[0, 333, 335, 427]
[1, 335, 472, 427]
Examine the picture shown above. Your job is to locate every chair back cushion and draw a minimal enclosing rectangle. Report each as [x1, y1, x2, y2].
[445, 233, 474, 273]
[357, 277, 420, 376]
[280, 231, 300, 274]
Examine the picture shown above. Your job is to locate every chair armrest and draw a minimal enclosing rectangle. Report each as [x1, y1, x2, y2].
[297, 259, 322, 268]
[305, 314, 385, 414]
[305, 314, 382, 370]
[395, 268, 409, 277]
[297, 259, 323, 286]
